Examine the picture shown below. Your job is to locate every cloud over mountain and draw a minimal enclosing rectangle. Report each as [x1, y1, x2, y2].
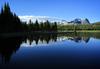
[18, 15, 66, 23]
[19, 15, 90, 25]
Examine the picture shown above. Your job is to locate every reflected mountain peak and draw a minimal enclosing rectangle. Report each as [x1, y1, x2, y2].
[0, 33, 100, 63]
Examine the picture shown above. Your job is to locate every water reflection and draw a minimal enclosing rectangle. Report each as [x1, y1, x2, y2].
[24, 34, 57, 45]
[68, 36, 90, 43]
[22, 34, 91, 46]
[0, 37, 23, 63]
[0, 32, 100, 64]
[0, 34, 57, 63]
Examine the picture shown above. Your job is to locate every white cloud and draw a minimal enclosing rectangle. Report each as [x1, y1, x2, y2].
[18, 15, 67, 24]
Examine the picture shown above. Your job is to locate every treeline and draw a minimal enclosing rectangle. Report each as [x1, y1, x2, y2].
[58, 24, 100, 31]
[0, 3, 23, 33]
[0, 3, 57, 33]
[0, 3, 99, 33]
[23, 20, 57, 32]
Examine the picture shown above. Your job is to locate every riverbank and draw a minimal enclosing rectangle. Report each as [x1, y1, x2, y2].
[0, 30, 100, 38]
[0, 31, 74, 38]
[76, 30, 100, 32]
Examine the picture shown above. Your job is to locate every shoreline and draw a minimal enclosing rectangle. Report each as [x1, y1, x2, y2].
[0, 30, 100, 38]
[76, 30, 100, 32]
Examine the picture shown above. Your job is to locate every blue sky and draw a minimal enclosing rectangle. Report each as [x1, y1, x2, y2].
[0, 0, 100, 23]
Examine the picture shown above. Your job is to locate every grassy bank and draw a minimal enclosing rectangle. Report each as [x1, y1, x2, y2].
[0, 30, 100, 38]
[76, 30, 100, 32]
[58, 30, 100, 33]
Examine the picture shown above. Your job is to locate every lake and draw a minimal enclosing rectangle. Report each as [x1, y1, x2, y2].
[0, 32, 100, 69]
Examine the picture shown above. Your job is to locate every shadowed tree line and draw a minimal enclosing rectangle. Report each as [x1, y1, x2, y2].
[0, 31, 100, 63]
[0, 36, 24, 63]
[24, 34, 57, 45]
[26, 19, 57, 32]
[0, 3, 57, 33]
[0, 33, 92, 63]
[0, 3, 23, 33]
[0, 33, 57, 63]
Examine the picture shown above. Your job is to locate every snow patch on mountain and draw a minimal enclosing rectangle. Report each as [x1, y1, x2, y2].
[18, 16, 90, 25]
[18, 15, 67, 24]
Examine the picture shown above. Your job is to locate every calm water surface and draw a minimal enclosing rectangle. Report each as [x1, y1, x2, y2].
[0, 32, 100, 69]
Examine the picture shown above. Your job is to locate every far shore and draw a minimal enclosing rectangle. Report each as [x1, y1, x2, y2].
[0, 31, 74, 37]
[0, 30, 100, 38]
[76, 30, 100, 32]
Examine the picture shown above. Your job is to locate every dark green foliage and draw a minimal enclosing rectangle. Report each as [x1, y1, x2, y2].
[44, 20, 51, 31]
[27, 20, 57, 32]
[1, 3, 99, 33]
[28, 19, 33, 31]
[40, 22, 44, 31]
[92, 22, 100, 30]
[58, 24, 100, 31]
[21, 22, 28, 32]
[0, 3, 23, 33]
[34, 20, 39, 31]
[54, 22, 57, 31]
[94, 22, 100, 24]
[0, 3, 58, 33]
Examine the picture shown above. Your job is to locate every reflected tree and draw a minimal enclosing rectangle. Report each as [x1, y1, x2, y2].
[0, 37, 24, 63]
[23, 34, 58, 45]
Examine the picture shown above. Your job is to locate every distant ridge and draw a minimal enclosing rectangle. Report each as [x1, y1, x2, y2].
[19, 16, 66, 23]
[68, 18, 90, 24]
[19, 16, 90, 24]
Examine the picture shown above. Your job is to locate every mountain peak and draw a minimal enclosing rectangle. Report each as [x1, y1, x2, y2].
[19, 16, 90, 25]
[18, 15, 65, 23]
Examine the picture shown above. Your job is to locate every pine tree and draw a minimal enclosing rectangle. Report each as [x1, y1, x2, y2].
[34, 20, 39, 31]
[0, 3, 23, 33]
